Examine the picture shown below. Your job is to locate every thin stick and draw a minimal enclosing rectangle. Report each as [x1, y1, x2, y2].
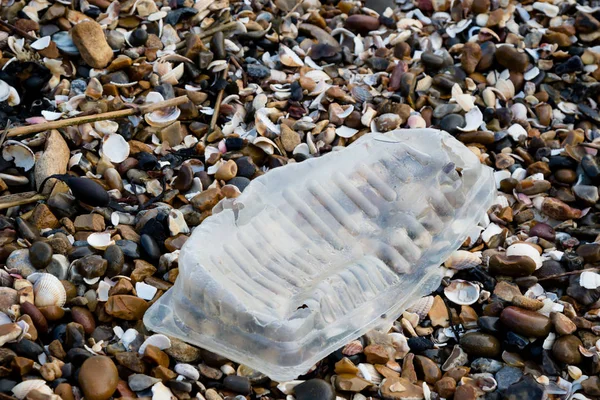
[230, 56, 247, 88]
[0, 20, 37, 41]
[6, 95, 190, 138]
[0, 192, 46, 210]
[536, 267, 600, 281]
[206, 63, 230, 144]
[284, 0, 304, 19]
[0, 121, 12, 147]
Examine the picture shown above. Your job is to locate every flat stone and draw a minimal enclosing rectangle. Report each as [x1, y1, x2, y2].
[74, 214, 105, 232]
[500, 306, 552, 338]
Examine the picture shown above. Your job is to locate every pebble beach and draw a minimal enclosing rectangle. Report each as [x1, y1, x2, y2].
[1, 0, 600, 399]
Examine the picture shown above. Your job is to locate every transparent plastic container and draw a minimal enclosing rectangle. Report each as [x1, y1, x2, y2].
[144, 128, 496, 381]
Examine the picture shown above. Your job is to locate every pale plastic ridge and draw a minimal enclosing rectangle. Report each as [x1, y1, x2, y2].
[144, 128, 497, 381]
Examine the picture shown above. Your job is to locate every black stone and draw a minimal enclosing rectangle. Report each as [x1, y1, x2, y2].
[68, 246, 95, 261]
[141, 234, 161, 261]
[235, 157, 257, 179]
[137, 152, 159, 171]
[223, 375, 252, 395]
[0, 380, 16, 393]
[439, 113, 465, 135]
[75, 255, 107, 279]
[167, 380, 192, 392]
[225, 137, 244, 151]
[421, 52, 445, 69]
[16, 217, 41, 242]
[366, 57, 390, 72]
[7, 339, 44, 358]
[211, 31, 226, 60]
[294, 379, 335, 400]
[164, 7, 197, 25]
[29, 241, 53, 269]
[228, 177, 251, 192]
[504, 331, 529, 350]
[104, 244, 125, 277]
[116, 240, 141, 259]
[290, 80, 303, 101]
[478, 316, 501, 333]
[581, 155, 600, 179]
[66, 348, 93, 365]
[502, 376, 544, 400]
[246, 64, 270, 79]
[408, 337, 434, 353]
[555, 56, 584, 75]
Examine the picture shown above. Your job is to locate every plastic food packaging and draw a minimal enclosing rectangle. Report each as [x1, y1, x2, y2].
[144, 128, 496, 381]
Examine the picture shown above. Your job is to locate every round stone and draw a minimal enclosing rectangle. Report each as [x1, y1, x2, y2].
[79, 356, 119, 400]
[29, 242, 53, 269]
[294, 379, 335, 400]
[439, 114, 465, 135]
[103, 245, 124, 277]
[223, 375, 251, 395]
[552, 335, 583, 364]
[460, 332, 501, 358]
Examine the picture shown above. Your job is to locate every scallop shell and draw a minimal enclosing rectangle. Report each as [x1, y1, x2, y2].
[405, 295, 434, 320]
[444, 280, 480, 305]
[341, 339, 363, 356]
[27, 273, 67, 308]
[444, 250, 482, 270]
[12, 380, 53, 400]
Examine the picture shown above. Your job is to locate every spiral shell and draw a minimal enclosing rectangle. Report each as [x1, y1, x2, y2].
[406, 295, 434, 320]
[28, 273, 66, 308]
[12, 379, 53, 400]
[444, 250, 482, 270]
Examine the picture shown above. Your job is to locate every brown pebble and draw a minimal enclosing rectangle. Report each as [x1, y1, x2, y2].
[500, 306, 552, 337]
[461, 42, 482, 74]
[71, 306, 96, 334]
[511, 295, 544, 311]
[55, 383, 75, 400]
[364, 344, 391, 364]
[105, 295, 148, 320]
[79, 356, 119, 400]
[21, 301, 48, 333]
[551, 312, 577, 336]
[344, 14, 380, 34]
[143, 344, 170, 367]
[434, 376, 457, 398]
[460, 332, 501, 358]
[414, 355, 442, 384]
[70, 21, 114, 68]
[552, 335, 583, 364]
[39, 305, 65, 321]
[495, 45, 529, 72]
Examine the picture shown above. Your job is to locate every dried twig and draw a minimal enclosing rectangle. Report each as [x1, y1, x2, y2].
[536, 267, 600, 281]
[0, 192, 46, 210]
[6, 95, 190, 138]
[205, 63, 230, 144]
[0, 121, 12, 148]
[0, 20, 37, 41]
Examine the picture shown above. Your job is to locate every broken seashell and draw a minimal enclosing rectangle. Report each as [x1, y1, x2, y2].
[2, 140, 35, 171]
[87, 232, 115, 250]
[12, 380, 53, 400]
[506, 243, 542, 269]
[336, 126, 358, 138]
[580, 271, 600, 289]
[279, 45, 304, 67]
[458, 107, 483, 132]
[444, 280, 480, 305]
[31, 36, 51, 50]
[27, 273, 67, 308]
[342, 340, 364, 356]
[138, 333, 171, 354]
[102, 134, 130, 163]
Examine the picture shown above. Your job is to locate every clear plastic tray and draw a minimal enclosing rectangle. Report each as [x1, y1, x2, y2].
[144, 128, 496, 381]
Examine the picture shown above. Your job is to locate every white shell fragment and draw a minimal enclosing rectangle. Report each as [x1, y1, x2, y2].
[336, 126, 358, 138]
[87, 232, 115, 250]
[506, 243, 542, 269]
[580, 271, 600, 289]
[27, 273, 67, 308]
[102, 134, 130, 163]
[12, 380, 53, 400]
[458, 107, 483, 132]
[136, 282, 158, 300]
[444, 280, 481, 305]
[31, 36, 51, 50]
[138, 334, 171, 354]
[2, 141, 35, 171]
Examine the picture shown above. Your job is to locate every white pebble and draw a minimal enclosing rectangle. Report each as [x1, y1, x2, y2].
[174, 364, 200, 381]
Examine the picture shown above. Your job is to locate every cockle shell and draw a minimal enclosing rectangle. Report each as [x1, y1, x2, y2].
[27, 273, 67, 308]
[342, 339, 364, 356]
[12, 380, 53, 400]
[406, 295, 434, 320]
[444, 250, 482, 270]
[444, 280, 480, 305]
